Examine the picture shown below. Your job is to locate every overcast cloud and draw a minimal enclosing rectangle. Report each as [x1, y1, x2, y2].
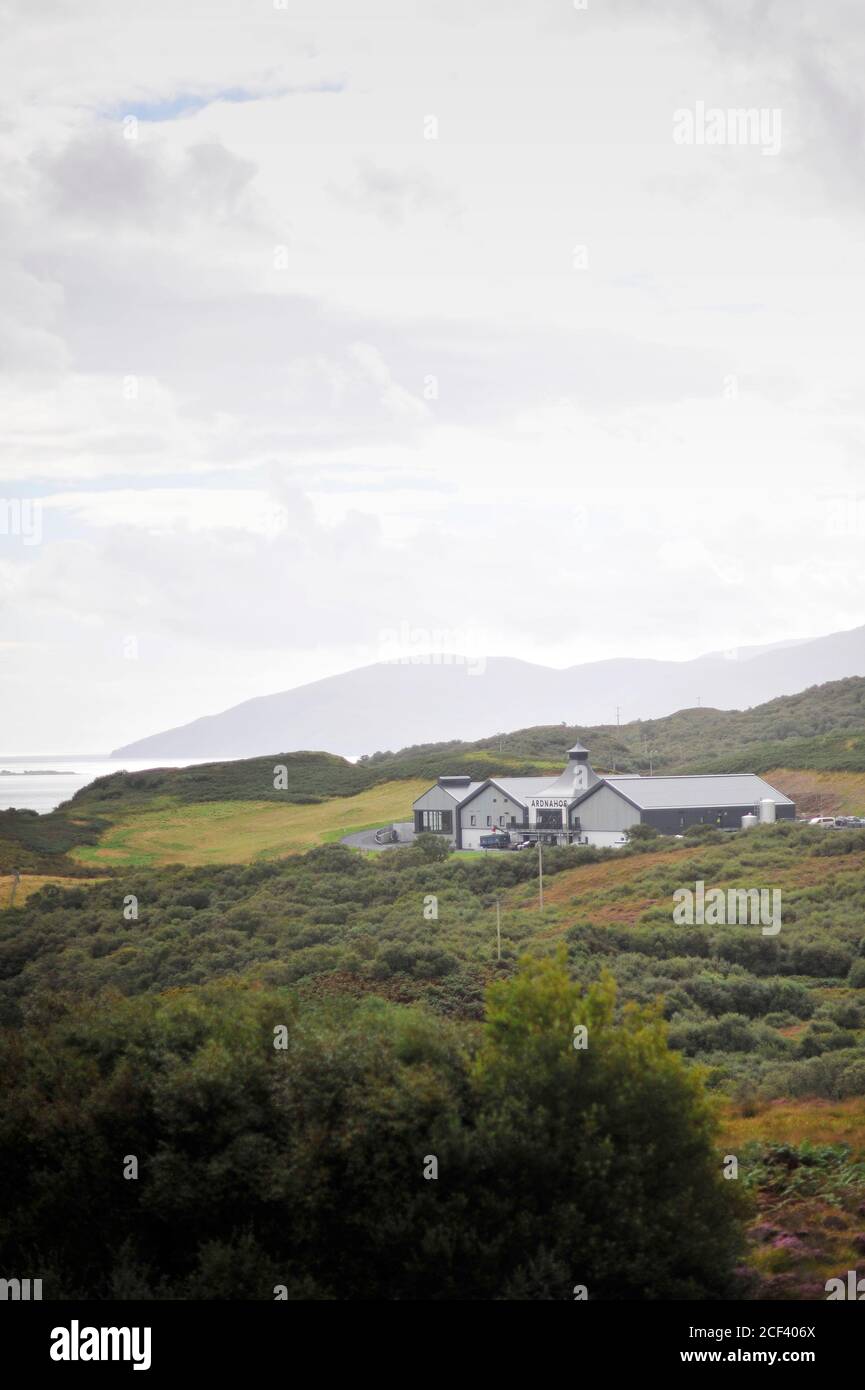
[1, 0, 865, 751]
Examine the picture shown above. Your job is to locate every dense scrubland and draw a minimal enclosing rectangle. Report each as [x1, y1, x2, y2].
[2, 674, 865, 1299]
[1, 821, 865, 1298]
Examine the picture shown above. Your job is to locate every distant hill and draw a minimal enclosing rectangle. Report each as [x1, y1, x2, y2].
[362, 675, 865, 778]
[111, 623, 865, 759]
[79, 674, 865, 814]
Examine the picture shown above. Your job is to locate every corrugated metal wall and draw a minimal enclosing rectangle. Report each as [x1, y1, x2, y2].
[572, 785, 641, 832]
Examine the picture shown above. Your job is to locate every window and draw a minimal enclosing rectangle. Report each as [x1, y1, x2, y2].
[470, 815, 476, 826]
[499, 815, 505, 825]
[486, 816, 491, 826]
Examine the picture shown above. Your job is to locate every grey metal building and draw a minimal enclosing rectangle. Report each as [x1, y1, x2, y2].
[412, 743, 795, 848]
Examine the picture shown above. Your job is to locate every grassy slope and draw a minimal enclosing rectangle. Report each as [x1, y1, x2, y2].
[723, 1097, 865, 1151]
[0, 874, 107, 907]
[513, 835, 865, 925]
[764, 768, 865, 817]
[71, 780, 428, 867]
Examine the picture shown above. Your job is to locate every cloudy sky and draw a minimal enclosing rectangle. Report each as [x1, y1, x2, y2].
[2, 0, 865, 751]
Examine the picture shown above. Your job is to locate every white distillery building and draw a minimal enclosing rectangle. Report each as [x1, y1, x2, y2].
[412, 742, 795, 849]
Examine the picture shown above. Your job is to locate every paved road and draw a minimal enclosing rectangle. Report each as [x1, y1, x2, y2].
[341, 827, 415, 851]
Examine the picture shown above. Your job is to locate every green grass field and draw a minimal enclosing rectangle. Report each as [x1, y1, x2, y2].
[70, 779, 429, 866]
[62, 763, 865, 869]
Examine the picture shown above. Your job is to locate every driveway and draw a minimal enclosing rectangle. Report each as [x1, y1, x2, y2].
[341, 826, 415, 851]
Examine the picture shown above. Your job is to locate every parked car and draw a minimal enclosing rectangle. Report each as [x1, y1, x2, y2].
[809, 816, 838, 827]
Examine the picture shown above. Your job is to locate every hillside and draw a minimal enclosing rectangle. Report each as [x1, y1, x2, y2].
[70, 781, 430, 869]
[371, 675, 865, 776]
[110, 623, 865, 759]
[3, 822, 865, 1298]
[75, 674, 865, 801]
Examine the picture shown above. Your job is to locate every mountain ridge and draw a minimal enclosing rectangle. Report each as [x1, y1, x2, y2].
[111, 623, 865, 760]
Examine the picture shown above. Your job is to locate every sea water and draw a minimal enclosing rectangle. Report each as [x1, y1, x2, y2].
[0, 758, 210, 814]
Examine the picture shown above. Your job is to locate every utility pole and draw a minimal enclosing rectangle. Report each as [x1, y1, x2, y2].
[538, 837, 544, 911]
[616, 705, 621, 727]
[496, 897, 502, 961]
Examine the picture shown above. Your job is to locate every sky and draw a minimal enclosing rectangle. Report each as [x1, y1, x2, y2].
[2, 0, 865, 752]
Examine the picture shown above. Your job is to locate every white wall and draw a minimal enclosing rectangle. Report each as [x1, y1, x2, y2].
[583, 830, 630, 848]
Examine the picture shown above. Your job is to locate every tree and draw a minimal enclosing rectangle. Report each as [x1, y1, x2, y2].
[626, 822, 659, 841]
[469, 951, 746, 1298]
[414, 831, 450, 862]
